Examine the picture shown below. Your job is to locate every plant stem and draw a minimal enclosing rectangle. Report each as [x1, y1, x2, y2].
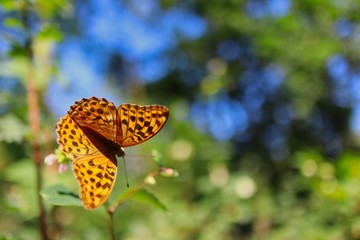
[22, 6, 48, 240]
[106, 169, 162, 239]
[27, 45, 49, 240]
[108, 207, 115, 240]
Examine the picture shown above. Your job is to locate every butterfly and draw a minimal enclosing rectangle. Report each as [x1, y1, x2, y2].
[56, 97, 169, 209]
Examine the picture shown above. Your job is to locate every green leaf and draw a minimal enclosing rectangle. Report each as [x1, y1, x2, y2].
[40, 184, 82, 207]
[37, 24, 63, 42]
[0, 0, 22, 10]
[0, 114, 29, 143]
[130, 189, 168, 211]
[3, 18, 23, 29]
[115, 188, 167, 211]
[55, 148, 71, 164]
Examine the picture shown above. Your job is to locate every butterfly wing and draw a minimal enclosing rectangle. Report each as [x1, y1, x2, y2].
[56, 114, 98, 159]
[68, 97, 118, 142]
[56, 114, 117, 209]
[117, 104, 169, 147]
[73, 153, 117, 209]
[56, 99, 169, 209]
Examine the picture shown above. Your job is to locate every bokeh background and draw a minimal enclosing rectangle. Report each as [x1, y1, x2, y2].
[1, 0, 360, 239]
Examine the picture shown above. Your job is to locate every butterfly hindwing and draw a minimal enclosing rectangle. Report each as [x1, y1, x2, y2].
[117, 104, 169, 147]
[73, 153, 117, 209]
[56, 113, 118, 209]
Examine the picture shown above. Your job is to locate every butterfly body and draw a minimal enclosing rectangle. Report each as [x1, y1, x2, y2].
[56, 97, 169, 209]
[81, 125, 125, 161]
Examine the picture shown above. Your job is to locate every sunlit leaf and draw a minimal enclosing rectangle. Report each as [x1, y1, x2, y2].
[37, 24, 63, 41]
[3, 18, 23, 29]
[131, 189, 168, 211]
[115, 188, 167, 211]
[0, 0, 23, 10]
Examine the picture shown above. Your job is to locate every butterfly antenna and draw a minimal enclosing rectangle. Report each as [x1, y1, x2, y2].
[122, 156, 130, 188]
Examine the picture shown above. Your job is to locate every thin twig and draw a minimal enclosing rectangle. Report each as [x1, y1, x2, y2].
[108, 207, 115, 240]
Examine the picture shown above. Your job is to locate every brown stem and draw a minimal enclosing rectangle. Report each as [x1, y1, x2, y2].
[22, 6, 48, 240]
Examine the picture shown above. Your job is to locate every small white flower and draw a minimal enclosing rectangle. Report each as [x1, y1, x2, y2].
[44, 154, 57, 166]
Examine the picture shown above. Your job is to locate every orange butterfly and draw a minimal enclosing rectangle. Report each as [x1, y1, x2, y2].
[56, 97, 169, 209]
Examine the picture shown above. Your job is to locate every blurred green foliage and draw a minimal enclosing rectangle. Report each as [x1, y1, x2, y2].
[1, 0, 360, 239]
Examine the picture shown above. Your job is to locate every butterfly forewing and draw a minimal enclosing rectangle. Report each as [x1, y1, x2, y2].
[117, 104, 169, 147]
[56, 114, 99, 159]
[68, 97, 118, 142]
